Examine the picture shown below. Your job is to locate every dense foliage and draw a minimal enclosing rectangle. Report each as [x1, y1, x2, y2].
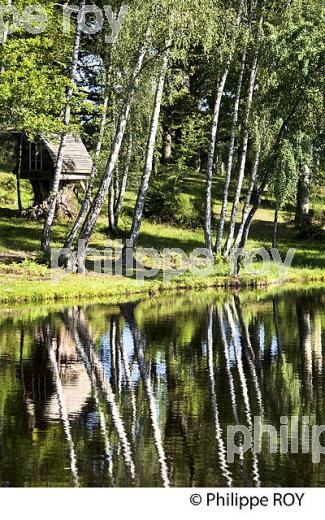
[0, 0, 324, 259]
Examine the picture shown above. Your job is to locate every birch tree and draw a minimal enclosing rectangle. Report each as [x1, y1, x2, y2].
[232, 0, 323, 253]
[41, 0, 85, 257]
[271, 139, 297, 248]
[114, 132, 133, 226]
[126, 41, 172, 250]
[64, 91, 110, 250]
[204, 62, 231, 254]
[74, 21, 153, 255]
[223, 8, 264, 257]
[232, 139, 261, 251]
[204, 1, 244, 254]
[215, 46, 247, 253]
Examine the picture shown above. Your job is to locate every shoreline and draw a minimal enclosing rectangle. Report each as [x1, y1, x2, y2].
[1, 267, 324, 305]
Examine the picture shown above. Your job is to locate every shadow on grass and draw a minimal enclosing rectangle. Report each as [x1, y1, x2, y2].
[109, 226, 204, 252]
[0, 208, 41, 253]
[1, 204, 324, 271]
[0, 207, 69, 257]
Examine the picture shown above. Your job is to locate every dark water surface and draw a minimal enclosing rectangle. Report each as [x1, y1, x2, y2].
[0, 287, 324, 487]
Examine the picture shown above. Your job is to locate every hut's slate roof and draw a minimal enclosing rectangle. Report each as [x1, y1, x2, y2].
[43, 134, 93, 174]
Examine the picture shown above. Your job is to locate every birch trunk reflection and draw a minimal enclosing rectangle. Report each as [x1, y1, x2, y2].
[62, 312, 115, 483]
[43, 320, 80, 487]
[121, 303, 170, 488]
[73, 311, 136, 480]
[207, 306, 233, 487]
[233, 298, 263, 413]
[224, 303, 261, 487]
[1, 289, 324, 487]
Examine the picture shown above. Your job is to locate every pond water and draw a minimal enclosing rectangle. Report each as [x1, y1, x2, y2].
[0, 286, 324, 487]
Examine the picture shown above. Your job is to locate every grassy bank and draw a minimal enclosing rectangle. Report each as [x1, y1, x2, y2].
[0, 171, 324, 304]
[1, 257, 324, 304]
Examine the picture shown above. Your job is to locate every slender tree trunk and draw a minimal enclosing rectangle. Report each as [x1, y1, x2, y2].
[272, 200, 279, 249]
[237, 172, 267, 253]
[223, 5, 266, 258]
[127, 42, 171, 250]
[204, 61, 231, 254]
[67, 316, 114, 483]
[225, 302, 261, 486]
[135, 333, 170, 487]
[223, 47, 260, 257]
[114, 163, 120, 209]
[108, 166, 117, 236]
[206, 0, 248, 255]
[232, 142, 261, 252]
[41, 0, 85, 257]
[234, 297, 263, 412]
[237, 67, 317, 253]
[64, 94, 109, 249]
[75, 25, 151, 254]
[114, 133, 133, 226]
[217, 308, 240, 426]
[215, 47, 247, 254]
[16, 134, 23, 214]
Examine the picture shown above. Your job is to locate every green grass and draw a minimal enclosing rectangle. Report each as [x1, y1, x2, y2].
[0, 169, 324, 304]
[1, 261, 324, 304]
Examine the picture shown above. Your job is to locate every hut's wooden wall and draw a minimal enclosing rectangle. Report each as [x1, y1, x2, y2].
[21, 139, 54, 179]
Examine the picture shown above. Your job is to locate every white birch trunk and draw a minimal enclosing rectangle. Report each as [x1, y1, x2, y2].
[136, 337, 170, 487]
[204, 0, 246, 253]
[76, 26, 151, 251]
[44, 322, 80, 487]
[66, 317, 115, 482]
[128, 42, 171, 249]
[225, 303, 261, 486]
[64, 94, 109, 249]
[204, 62, 231, 254]
[118, 322, 137, 441]
[223, 48, 259, 258]
[76, 315, 136, 479]
[41, 0, 85, 256]
[232, 141, 261, 252]
[122, 303, 170, 487]
[217, 309, 241, 437]
[114, 133, 133, 226]
[232, 299, 263, 412]
[215, 48, 247, 253]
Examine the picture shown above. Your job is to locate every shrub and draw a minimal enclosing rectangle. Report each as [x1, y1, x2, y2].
[175, 193, 203, 228]
[144, 172, 180, 224]
[144, 171, 202, 228]
[0, 172, 16, 204]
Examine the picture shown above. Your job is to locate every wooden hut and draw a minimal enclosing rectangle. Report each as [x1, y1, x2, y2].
[17, 133, 93, 203]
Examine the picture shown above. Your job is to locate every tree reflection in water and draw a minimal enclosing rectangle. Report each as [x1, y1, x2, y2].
[0, 287, 324, 487]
